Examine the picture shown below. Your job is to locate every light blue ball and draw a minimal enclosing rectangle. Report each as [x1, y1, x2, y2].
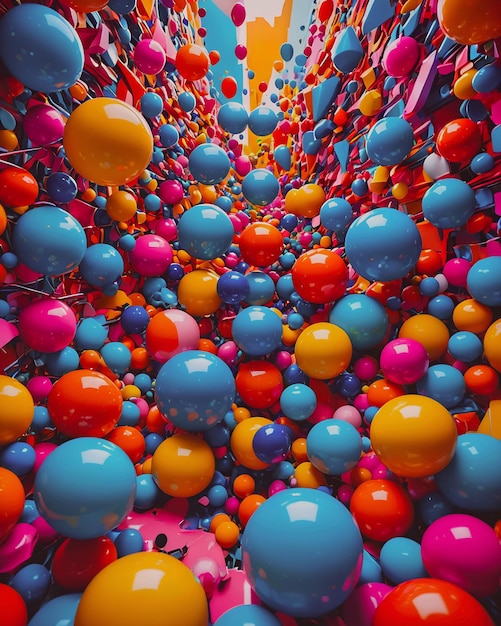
[319, 197, 352, 231]
[74, 317, 108, 351]
[34, 438, 136, 539]
[358, 550, 384, 584]
[280, 383, 317, 421]
[140, 92, 164, 118]
[241, 487, 363, 617]
[379, 537, 428, 584]
[447, 331, 483, 362]
[114, 528, 144, 557]
[44, 347, 79, 376]
[242, 169, 279, 206]
[306, 418, 362, 475]
[416, 364, 465, 409]
[11, 563, 51, 604]
[329, 294, 388, 350]
[435, 433, 501, 512]
[101, 342, 131, 374]
[188, 143, 231, 185]
[345, 208, 421, 282]
[214, 604, 281, 626]
[466, 256, 501, 306]
[248, 106, 278, 136]
[231, 305, 283, 356]
[134, 474, 160, 510]
[427, 295, 455, 320]
[28, 593, 82, 626]
[365, 117, 414, 166]
[79, 243, 124, 287]
[217, 102, 249, 134]
[13, 206, 86, 276]
[178, 91, 196, 113]
[422, 178, 476, 229]
[0, 4, 84, 93]
[178, 203, 234, 260]
[158, 123, 179, 147]
[155, 351, 236, 432]
[244, 271, 275, 305]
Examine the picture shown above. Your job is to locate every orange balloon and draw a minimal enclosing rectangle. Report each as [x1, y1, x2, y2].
[106, 426, 146, 464]
[232, 473, 256, 498]
[294, 461, 328, 488]
[175, 44, 210, 81]
[238, 493, 266, 526]
[437, 0, 501, 45]
[230, 416, 272, 471]
[292, 248, 348, 304]
[367, 378, 405, 408]
[177, 270, 222, 316]
[453, 299, 493, 334]
[0, 467, 25, 542]
[398, 314, 449, 361]
[238, 222, 284, 267]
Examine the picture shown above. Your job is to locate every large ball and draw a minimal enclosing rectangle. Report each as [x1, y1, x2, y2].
[242, 169, 279, 207]
[422, 178, 475, 229]
[437, 0, 501, 45]
[34, 437, 136, 539]
[242, 488, 363, 617]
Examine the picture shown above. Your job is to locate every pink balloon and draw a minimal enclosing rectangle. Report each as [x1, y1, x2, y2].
[353, 356, 379, 381]
[333, 405, 362, 428]
[129, 233, 173, 276]
[343, 583, 393, 626]
[234, 44, 247, 60]
[231, 2, 246, 27]
[234, 155, 252, 177]
[158, 179, 184, 204]
[383, 36, 420, 77]
[379, 337, 429, 385]
[23, 104, 65, 146]
[33, 442, 57, 473]
[26, 375, 53, 402]
[443, 257, 471, 287]
[18, 299, 76, 353]
[145, 309, 200, 363]
[154, 218, 178, 242]
[134, 38, 166, 75]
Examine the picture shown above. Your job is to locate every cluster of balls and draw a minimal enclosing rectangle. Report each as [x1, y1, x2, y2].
[0, 0, 501, 625]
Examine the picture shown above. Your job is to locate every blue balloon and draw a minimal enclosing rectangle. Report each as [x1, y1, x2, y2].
[140, 92, 164, 118]
[447, 331, 483, 362]
[252, 423, 292, 463]
[134, 474, 160, 510]
[302, 130, 321, 155]
[319, 197, 352, 231]
[306, 418, 362, 475]
[178, 91, 196, 113]
[28, 593, 82, 626]
[280, 383, 317, 421]
[158, 123, 179, 147]
[44, 346, 79, 376]
[345, 208, 422, 282]
[155, 351, 236, 432]
[188, 143, 231, 185]
[422, 178, 476, 229]
[248, 106, 278, 136]
[274, 145, 292, 170]
[79, 243, 124, 288]
[435, 433, 501, 512]
[214, 604, 282, 626]
[241, 488, 363, 617]
[101, 342, 131, 374]
[13, 206, 86, 276]
[329, 294, 388, 350]
[74, 317, 109, 351]
[280, 42, 294, 62]
[0, 4, 84, 93]
[217, 270, 250, 304]
[416, 364, 465, 409]
[34, 438, 137, 539]
[217, 102, 249, 134]
[120, 305, 150, 334]
[0, 441, 36, 476]
[11, 563, 51, 604]
[466, 256, 501, 306]
[244, 271, 275, 305]
[472, 63, 501, 93]
[114, 528, 144, 557]
[470, 152, 495, 174]
[365, 117, 415, 166]
[379, 537, 428, 584]
[242, 169, 279, 207]
[177, 203, 234, 260]
[45, 172, 78, 203]
[231, 305, 283, 356]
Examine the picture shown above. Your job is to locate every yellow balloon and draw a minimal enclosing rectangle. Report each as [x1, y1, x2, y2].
[230, 416, 272, 471]
[177, 269, 222, 316]
[74, 551, 208, 626]
[294, 461, 328, 488]
[438, 0, 501, 45]
[295, 322, 352, 380]
[106, 190, 137, 222]
[483, 318, 501, 373]
[370, 394, 457, 478]
[63, 98, 153, 187]
[398, 314, 449, 361]
[285, 183, 325, 219]
[0, 375, 34, 445]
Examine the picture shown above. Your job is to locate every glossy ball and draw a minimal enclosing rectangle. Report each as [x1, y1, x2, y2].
[252, 423, 293, 464]
[242, 169, 279, 207]
[383, 36, 420, 77]
[398, 314, 449, 361]
[416, 364, 465, 409]
[379, 537, 427, 584]
[27, 593, 81, 626]
[307, 418, 362, 475]
[214, 604, 281, 626]
[319, 197, 352, 231]
[0, 467, 25, 542]
[188, 143, 230, 185]
[129, 234, 172, 277]
[134, 39, 166, 75]
[145, 309, 200, 363]
[342, 582, 393, 626]
[248, 106, 278, 136]
[232, 306, 283, 357]
[177, 269, 222, 316]
[345, 208, 421, 282]
[45, 172, 78, 203]
[217, 102, 249, 134]
[0, 583, 28, 626]
[295, 322, 352, 380]
[366, 118, 414, 166]
[18, 299, 76, 353]
[175, 43, 210, 81]
[292, 249, 348, 304]
[448, 331, 483, 362]
[467, 257, 501, 306]
[34, 437, 136, 539]
[436, 118, 482, 163]
[80, 243, 124, 288]
[231, 416, 273, 471]
[329, 294, 388, 351]
[437, 0, 501, 46]
[484, 319, 501, 372]
[0, 376, 34, 446]
[155, 351, 235, 431]
[370, 394, 457, 478]
[217, 270, 250, 304]
[235, 361, 284, 410]
[280, 383, 317, 421]
[379, 338, 429, 385]
[242, 488, 363, 617]
[238, 222, 284, 267]
[422, 178, 476, 229]
[178, 203, 234, 260]
[11, 563, 50, 604]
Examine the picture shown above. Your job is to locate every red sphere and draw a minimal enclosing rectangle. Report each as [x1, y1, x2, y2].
[436, 118, 482, 163]
[236, 360, 284, 409]
[292, 248, 348, 303]
[238, 222, 284, 267]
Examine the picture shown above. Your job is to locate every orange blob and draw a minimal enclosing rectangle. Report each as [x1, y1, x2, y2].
[106, 426, 146, 463]
[235, 361, 283, 409]
[453, 298, 493, 334]
[0, 168, 39, 207]
[215, 520, 240, 548]
[175, 44, 210, 81]
[288, 183, 326, 218]
[437, 0, 501, 45]
[238, 493, 266, 527]
[177, 270, 222, 316]
[484, 319, 501, 373]
[292, 248, 348, 304]
[238, 222, 284, 267]
[230, 416, 272, 470]
[0, 467, 25, 542]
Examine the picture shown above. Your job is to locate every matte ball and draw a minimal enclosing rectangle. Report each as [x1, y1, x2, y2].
[178, 203, 234, 260]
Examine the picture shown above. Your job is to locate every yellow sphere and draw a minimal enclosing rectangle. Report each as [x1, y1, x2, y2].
[484, 319, 501, 373]
[294, 461, 328, 488]
[63, 98, 153, 187]
[295, 322, 352, 380]
[74, 551, 208, 626]
[152, 433, 215, 497]
[285, 183, 325, 218]
[370, 394, 457, 478]
[452, 298, 493, 334]
[453, 68, 478, 100]
[398, 314, 449, 361]
[177, 270, 222, 316]
[106, 190, 137, 222]
[230, 416, 272, 471]
[0, 375, 34, 445]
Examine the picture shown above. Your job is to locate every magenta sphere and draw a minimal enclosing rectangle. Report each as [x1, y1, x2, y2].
[23, 104, 65, 146]
[26, 376, 53, 402]
[234, 44, 247, 60]
[134, 39, 166, 74]
[18, 299, 76, 353]
[154, 218, 177, 242]
[353, 356, 379, 381]
[421, 513, 501, 598]
[343, 583, 393, 626]
[33, 442, 57, 473]
[158, 179, 184, 205]
[383, 36, 420, 77]
[129, 234, 173, 276]
[443, 258, 471, 287]
[379, 337, 429, 385]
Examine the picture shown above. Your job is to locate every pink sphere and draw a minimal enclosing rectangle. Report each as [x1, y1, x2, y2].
[158, 179, 184, 204]
[443, 258, 471, 287]
[383, 36, 420, 77]
[333, 405, 362, 428]
[18, 299, 76, 353]
[217, 340, 239, 364]
[23, 104, 65, 146]
[33, 442, 57, 473]
[421, 513, 501, 598]
[134, 39, 166, 75]
[26, 376, 53, 402]
[154, 218, 177, 242]
[234, 155, 252, 177]
[353, 356, 379, 381]
[379, 338, 429, 385]
[145, 309, 200, 363]
[234, 44, 247, 60]
[129, 234, 173, 276]
[343, 583, 393, 626]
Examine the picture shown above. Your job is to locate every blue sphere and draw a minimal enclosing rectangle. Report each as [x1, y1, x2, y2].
[427, 294, 455, 319]
[28, 593, 82, 626]
[447, 331, 483, 362]
[0, 4, 84, 93]
[280, 383, 317, 421]
[44, 346, 79, 376]
[466, 256, 501, 306]
[0, 441, 36, 476]
[74, 317, 108, 351]
[140, 92, 164, 118]
[417, 491, 455, 525]
[217, 270, 250, 304]
[45, 172, 78, 203]
[108, 0, 136, 13]
[177, 203, 234, 260]
[280, 42, 294, 62]
[248, 106, 278, 136]
[13, 206, 86, 276]
[422, 178, 476, 229]
[178, 91, 196, 113]
[114, 528, 144, 557]
[306, 418, 362, 475]
[155, 351, 236, 432]
[329, 294, 388, 350]
[379, 537, 428, 584]
[79, 243, 124, 288]
[34, 437, 136, 539]
[11, 563, 51, 604]
[470, 152, 495, 174]
[121, 305, 150, 334]
[365, 117, 415, 166]
[134, 474, 160, 510]
[359, 550, 384, 584]
[319, 197, 352, 231]
[242, 169, 279, 207]
[435, 433, 501, 512]
[231, 305, 283, 356]
[274, 145, 292, 170]
[119, 401, 141, 427]
[242, 488, 363, 617]
[217, 102, 249, 134]
[416, 364, 465, 409]
[188, 143, 231, 185]
[345, 208, 422, 282]
[252, 423, 292, 463]
[244, 271, 275, 305]
[101, 342, 131, 374]
[214, 604, 282, 626]
[158, 123, 179, 147]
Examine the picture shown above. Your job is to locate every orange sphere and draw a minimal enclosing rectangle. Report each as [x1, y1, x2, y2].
[106, 426, 146, 464]
[232, 473, 256, 498]
[177, 270, 222, 316]
[436, 118, 482, 163]
[464, 364, 499, 395]
[238, 222, 284, 268]
[106, 190, 137, 222]
[295, 322, 352, 380]
[0, 168, 39, 207]
[437, 0, 501, 45]
[230, 416, 272, 471]
[175, 44, 210, 81]
[482, 318, 501, 373]
[291, 437, 309, 463]
[0, 467, 25, 542]
[285, 183, 326, 218]
[215, 520, 240, 548]
[294, 461, 328, 488]
[453, 298, 493, 334]
[367, 378, 405, 408]
[235, 360, 283, 409]
[238, 493, 266, 526]
[0, 375, 34, 446]
[292, 248, 348, 304]
[398, 314, 449, 361]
